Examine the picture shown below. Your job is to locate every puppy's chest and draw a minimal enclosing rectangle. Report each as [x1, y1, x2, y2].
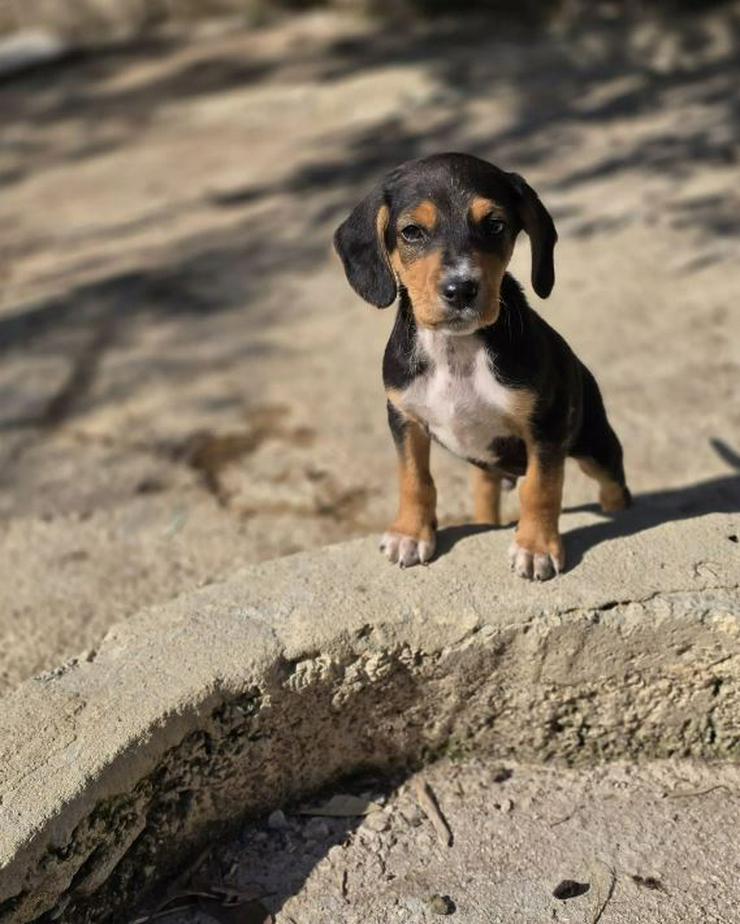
[398, 336, 520, 463]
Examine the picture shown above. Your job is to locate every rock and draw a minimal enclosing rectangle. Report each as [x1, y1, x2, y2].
[327, 845, 345, 865]
[267, 809, 289, 831]
[399, 803, 424, 827]
[0, 30, 70, 78]
[304, 818, 330, 840]
[427, 893, 456, 915]
[363, 811, 390, 833]
[552, 879, 590, 900]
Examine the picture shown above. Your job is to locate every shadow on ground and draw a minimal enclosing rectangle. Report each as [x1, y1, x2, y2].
[436, 438, 740, 569]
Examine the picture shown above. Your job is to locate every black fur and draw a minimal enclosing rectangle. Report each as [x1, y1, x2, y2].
[507, 172, 557, 298]
[333, 183, 397, 308]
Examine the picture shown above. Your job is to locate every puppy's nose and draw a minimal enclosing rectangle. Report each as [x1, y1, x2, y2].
[440, 276, 479, 309]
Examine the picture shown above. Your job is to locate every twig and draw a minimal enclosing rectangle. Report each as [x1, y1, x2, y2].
[665, 784, 732, 799]
[414, 778, 453, 847]
[549, 805, 580, 827]
[341, 869, 349, 902]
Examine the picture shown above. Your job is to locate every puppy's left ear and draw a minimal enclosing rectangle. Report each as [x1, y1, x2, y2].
[334, 185, 397, 308]
[508, 172, 557, 299]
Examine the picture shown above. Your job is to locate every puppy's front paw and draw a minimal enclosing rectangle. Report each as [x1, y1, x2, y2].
[380, 530, 436, 568]
[508, 534, 565, 581]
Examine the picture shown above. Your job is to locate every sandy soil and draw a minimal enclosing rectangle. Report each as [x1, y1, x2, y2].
[1, 7, 739, 691]
[131, 756, 740, 923]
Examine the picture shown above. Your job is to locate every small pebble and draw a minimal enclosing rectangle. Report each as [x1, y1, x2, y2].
[400, 804, 424, 827]
[415, 832, 434, 851]
[304, 818, 331, 840]
[491, 766, 513, 783]
[427, 893, 456, 915]
[327, 844, 345, 865]
[364, 811, 390, 833]
[267, 809, 289, 831]
[553, 879, 590, 900]
[498, 798, 514, 813]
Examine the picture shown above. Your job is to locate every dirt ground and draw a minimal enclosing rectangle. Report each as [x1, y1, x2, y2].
[131, 756, 740, 923]
[1, 6, 739, 691]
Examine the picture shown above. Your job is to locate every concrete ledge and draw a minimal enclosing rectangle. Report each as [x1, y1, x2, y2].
[0, 511, 738, 922]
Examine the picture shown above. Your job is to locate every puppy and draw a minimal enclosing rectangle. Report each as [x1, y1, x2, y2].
[334, 153, 630, 580]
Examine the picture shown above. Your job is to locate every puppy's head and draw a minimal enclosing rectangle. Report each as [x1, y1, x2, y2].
[334, 153, 557, 334]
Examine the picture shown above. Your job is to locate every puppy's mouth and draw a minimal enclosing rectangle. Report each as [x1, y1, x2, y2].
[438, 313, 479, 333]
[432, 291, 498, 333]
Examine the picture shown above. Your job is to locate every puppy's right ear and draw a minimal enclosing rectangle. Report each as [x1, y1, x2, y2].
[334, 187, 397, 308]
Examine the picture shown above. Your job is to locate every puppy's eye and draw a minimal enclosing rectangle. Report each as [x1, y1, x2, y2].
[481, 216, 505, 236]
[400, 224, 424, 244]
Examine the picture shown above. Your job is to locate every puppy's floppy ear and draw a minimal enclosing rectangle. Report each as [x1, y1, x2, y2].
[334, 185, 397, 308]
[508, 172, 557, 299]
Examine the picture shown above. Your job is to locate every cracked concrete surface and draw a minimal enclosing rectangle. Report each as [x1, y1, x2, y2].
[0, 512, 738, 922]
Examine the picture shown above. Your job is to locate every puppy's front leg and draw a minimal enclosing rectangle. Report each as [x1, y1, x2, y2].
[380, 401, 437, 568]
[509, 446, 565, 581]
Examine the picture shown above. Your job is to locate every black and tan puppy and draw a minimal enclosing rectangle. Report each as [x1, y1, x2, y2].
[334, 153, 630, 580]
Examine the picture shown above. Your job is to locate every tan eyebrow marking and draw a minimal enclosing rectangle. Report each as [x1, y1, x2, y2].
[469, 196, 504, 222]
[403, 199, 438, 231]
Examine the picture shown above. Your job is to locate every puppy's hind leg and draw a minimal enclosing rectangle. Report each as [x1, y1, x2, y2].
[572, 366, 631, 514]
[577, 455, 631, 513]
[471, 466, 503, 526]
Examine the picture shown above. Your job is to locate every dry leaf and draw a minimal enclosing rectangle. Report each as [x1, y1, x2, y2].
[588, 860, 616, 923]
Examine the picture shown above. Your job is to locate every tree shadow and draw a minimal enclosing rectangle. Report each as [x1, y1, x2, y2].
[1, 5, 738, 493]
[187, 5, 740, 247]
[0, 205, 323, 443]
[2, 5, 738, 232]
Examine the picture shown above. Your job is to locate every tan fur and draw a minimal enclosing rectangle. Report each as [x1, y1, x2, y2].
[409, 199, 438, 231]
[376, 202, 390, 263]
[471, 467, 502, 525]
[515, 448, 565, 567]
[387, 387, 422, 428]
[467, 197, 514, 327]
[391, 248, 447, 329]
[576, 457, 629, 513]
[469, 196, 503, 222]
[390, 416, 437, 542]
[506, 388, 536, 438]
[386, 386, 404, 408]
[477, 250, 512, 327]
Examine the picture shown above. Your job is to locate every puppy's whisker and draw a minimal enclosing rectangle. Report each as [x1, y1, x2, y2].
[499, 296, 514, 340]
[501, 295, 523, 338]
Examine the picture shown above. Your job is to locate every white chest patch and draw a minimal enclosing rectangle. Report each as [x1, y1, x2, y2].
[398, 330, 520, 464]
